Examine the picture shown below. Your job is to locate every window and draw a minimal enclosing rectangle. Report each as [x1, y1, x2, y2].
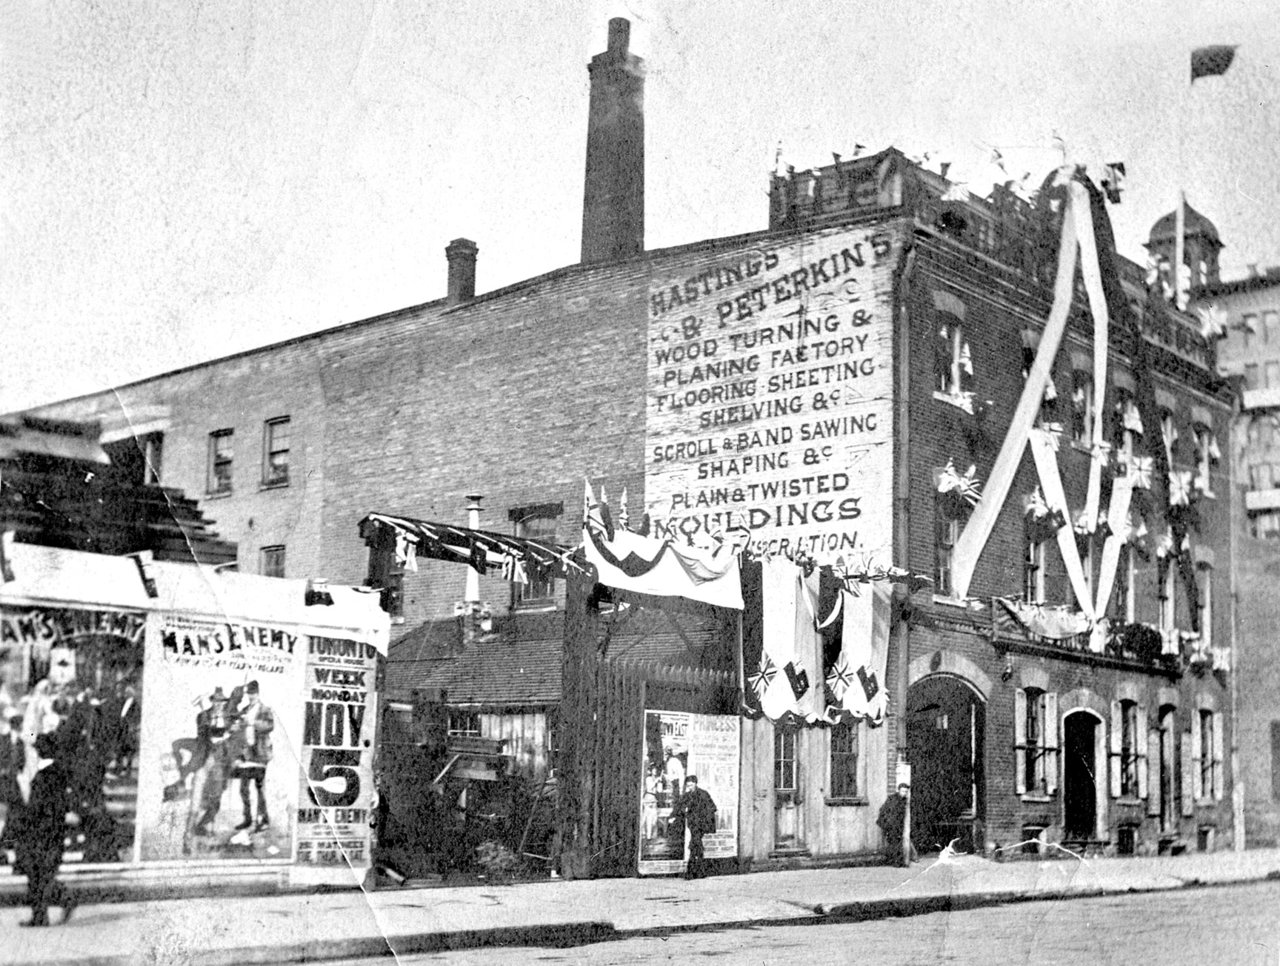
[1160, 410, 1178, 465]
[1245, 364, 1260, 390]
[1249, 463, 1274, 490]
[141, 432, 163, 485]
[935, 316, 967, 395]
[1191, 708, 1224, 801]
[936, 516, 961, 597]
[511, 503, 563, 606]
[263, 417, 291, 487]
[1192, 425, 1215, 496]
[1073, 535, 1094, 609]
[774, 727, 798, 793]
[1159, 562, 1176, 631]
[1071, 370, 1093, 444]
[260, 545, 286, 578]
[1111, 390, 1138, 462]
[1247, 416, 1275, 449]
[1253, 511, 1280, 540]
[447, 709, 481, 737]
[1243, 314, 1258, 347]
[207, 429, 233, 494]
[1015, 688, 1058, 796]
[1197, 565, 1213, 649]
[1266, 311, 1280, 344]
[1110, 699, 1147, 800]
[1024, 539, 1046, 604]
[1268, 361, 1280, 390]
[829, 720, 862, 800]
[1270, 721, 1280, 801]
[1111, 542, 1137, 623]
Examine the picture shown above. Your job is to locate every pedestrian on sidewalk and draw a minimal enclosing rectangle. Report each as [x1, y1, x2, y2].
[876, 782, 916, 867]
[671, 775, 716, 879]
[13, 732, 78, 927]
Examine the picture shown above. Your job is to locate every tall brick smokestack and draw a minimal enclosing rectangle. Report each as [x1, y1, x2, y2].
[580, 18, 644, 264]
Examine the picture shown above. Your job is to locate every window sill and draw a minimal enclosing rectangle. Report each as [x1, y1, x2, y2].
[260, 481, 290, 491]
[205, 490, 232, 500]
[1114, 796, 1143, 807]
[1019, 793, 1055, 803]
[932, 390, 974, 414]
[932, 594, 972, 609]
[514, 600, 558, 613]
[824, 796, 868, 807]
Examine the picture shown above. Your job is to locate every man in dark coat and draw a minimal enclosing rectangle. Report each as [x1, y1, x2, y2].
[671, 774, 716, 879]
[0, 714, 24, 850]
[876, 782, 915, 867]
[14, 733, 77, 927]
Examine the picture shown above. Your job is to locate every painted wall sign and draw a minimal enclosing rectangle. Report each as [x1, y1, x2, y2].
[645, 224, 900, 565]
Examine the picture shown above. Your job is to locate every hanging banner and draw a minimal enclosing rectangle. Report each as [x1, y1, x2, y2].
[645, 224, 900, 566]
[0, 605, 146, 865]
[638, 710, 739, 875]
[295, 635, 380, 869]
[139, 617, 302, 862]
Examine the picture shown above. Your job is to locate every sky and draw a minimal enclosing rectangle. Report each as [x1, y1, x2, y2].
[2, 0, 1278, 414]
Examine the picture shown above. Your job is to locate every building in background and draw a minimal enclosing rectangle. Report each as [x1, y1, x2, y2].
[19, 19, 1239, 870]
[1192, 266, 1280, 846]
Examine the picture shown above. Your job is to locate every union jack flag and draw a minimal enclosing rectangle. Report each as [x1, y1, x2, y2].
[748, 656, 777, 698]
[826, 653, 854, 700]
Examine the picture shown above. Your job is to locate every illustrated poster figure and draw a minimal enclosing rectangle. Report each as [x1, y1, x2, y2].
[233, 681, 274, 832]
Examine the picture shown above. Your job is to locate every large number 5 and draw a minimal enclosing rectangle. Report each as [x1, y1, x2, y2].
[308, 749, 361, 807]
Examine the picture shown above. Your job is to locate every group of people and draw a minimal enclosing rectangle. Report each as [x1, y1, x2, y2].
[163, 680, 274, 846]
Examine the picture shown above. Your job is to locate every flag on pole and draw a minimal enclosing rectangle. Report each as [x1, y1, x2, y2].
[1191, 45, 1237, 82]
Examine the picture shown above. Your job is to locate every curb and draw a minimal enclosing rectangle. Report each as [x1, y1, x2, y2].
[29, 921, 619, 966]
[14, 869, 1280, 966]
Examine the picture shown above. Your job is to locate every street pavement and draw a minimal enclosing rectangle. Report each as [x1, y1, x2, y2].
[5, 847, 1280, 966]
[346, 879, 1280, 966]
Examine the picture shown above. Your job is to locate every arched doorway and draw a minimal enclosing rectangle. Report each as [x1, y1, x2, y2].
[906, 675, 985, 853]
[1062, 710, 1101, 841]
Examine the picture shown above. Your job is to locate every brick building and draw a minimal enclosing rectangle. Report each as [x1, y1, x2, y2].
[22, 19, 1236, 866]
[1188, 265, 1280, 846]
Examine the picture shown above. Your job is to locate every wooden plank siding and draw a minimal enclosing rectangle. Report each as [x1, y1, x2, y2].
[479, 712, 549, 781]
[739, 716, 890, 862]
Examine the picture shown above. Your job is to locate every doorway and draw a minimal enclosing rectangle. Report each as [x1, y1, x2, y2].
[773, 726, 803, 850]
[1063, 711, 1100, 840]
[1157, 706, 1176, 833]
[906, 676, 985, 853]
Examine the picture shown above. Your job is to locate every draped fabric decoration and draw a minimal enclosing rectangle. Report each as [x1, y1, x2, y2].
[822, 581, 892, 725]
[360, 511, 586, 581]
[1121, 399, 1145, 435]
[1023, 486, 1065, 543]
[936, 459, 982, 520]
[947, 169, 1179, 636]
[996, 597, 1092, 641]
[393, 530, 420, 573]
[753, 558, 825, 721]
[582, 481, 747, 610]
[1196, 304, 1228, 341]
[743, 558, 900, 727]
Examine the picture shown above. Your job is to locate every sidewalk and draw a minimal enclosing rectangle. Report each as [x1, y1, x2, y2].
[6, 848, 1280, 966]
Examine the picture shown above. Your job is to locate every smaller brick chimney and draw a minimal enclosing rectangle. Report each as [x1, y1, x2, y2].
[445, 238, 478, 305]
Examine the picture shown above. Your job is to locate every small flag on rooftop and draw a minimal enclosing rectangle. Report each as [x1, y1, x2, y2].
[1191, 45, 1237, 82]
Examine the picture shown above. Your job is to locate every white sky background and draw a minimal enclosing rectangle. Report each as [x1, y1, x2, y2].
[2, 0, 1278, 413]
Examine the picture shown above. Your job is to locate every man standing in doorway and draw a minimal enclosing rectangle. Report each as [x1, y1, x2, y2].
[671, 774, 717, 879]
[233, 682, 274, 833]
